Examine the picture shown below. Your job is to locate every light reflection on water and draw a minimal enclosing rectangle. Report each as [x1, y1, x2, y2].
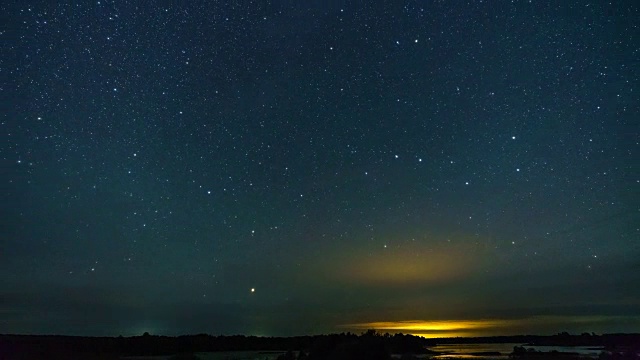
[435, 356, 505, 360]
[427, 343, 604, 359]
[121, 344, 606, 360]
[428, 343, 520, 359]
[527, 346, 604, 357]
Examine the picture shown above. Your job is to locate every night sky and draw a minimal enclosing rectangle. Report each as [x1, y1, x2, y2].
[3, 1, 639, 338]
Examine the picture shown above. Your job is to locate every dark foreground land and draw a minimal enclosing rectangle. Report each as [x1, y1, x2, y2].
[1, 331, 638, 360]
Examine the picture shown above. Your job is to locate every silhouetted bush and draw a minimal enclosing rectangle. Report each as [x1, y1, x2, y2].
[327, 338, 390, 360]
[512, 346, 540, 357]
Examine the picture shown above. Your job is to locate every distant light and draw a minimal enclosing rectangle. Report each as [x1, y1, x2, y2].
[251, 288, 255, 293]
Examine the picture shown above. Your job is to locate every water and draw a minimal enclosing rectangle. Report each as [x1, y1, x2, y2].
[428, 343, 520, 359]
[526, 346, 604, 357]
[197, 352, 286, 360]
[122, 352, 286, 360]
[426, 343, 604, 359]
[122, 344, 607, 360]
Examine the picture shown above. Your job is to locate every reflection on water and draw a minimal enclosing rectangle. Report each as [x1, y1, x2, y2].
[121, 345, 606, 360]
[526, 346, 604, 357]
[427, 343, 604, 359]
[428, 343, 520, 359]
[435, 356, 505, 360]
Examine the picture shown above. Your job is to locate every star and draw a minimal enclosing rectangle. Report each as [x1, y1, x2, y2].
[4, 0, 634, 337]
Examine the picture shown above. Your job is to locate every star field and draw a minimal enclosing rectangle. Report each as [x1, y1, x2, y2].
[2, 1, 639, 337]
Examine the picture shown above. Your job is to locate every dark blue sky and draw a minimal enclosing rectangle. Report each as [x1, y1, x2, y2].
[2, 1, 639, 337]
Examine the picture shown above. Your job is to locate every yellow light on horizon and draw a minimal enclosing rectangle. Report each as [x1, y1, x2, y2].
[341, 315, 636, 338]
[341, 319, 510, 338]
[408, 332, 475, 339]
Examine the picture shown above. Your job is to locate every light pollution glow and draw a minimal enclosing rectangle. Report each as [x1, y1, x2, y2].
[342, 316, 636, 338]
[342, 319, 505, 338]
[328, 240, 489, 285]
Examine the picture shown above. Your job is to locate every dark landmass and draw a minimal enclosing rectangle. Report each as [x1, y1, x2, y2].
[0, 330, 424, 360]
[1, 331, 638, 360]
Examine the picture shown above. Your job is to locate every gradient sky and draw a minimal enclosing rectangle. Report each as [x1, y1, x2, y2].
[2, 1, 639, 338]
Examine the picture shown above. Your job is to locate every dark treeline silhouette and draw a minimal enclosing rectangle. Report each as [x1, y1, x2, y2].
[1, 331, 638, 360]
[0, 330, 425, 360]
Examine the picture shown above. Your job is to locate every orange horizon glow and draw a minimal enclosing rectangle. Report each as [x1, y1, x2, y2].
[342, 319, 508, 338]
[340, 315, 636, 338]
